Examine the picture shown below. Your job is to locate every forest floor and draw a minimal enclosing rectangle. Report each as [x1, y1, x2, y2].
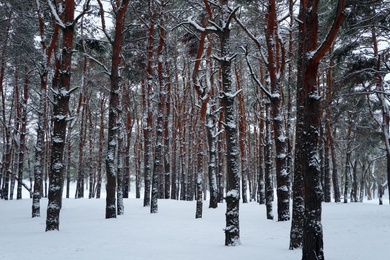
[0, 185, 389, 260]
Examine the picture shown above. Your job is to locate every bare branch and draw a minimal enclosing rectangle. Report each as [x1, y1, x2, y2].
[97, 0, 113, 45]
[74, 0, 92, 25]
[83, 53, 111, 76]
[242, 46, 273, 99]
[47, 0, 65, 29]
[312, 0, 347, 63]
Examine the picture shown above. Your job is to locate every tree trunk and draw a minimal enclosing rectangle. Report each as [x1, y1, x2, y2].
[217, 122, 225, 204]
[16, 69, 29, 200]
[76, 81, 86, 199]
[296, 0, 346, 258]
[87, 107, 94, 199]
[32, 71, 46, 217]
[186, 115, 195, 201]
[324, 130, 332, 202]
[65, 123, 72, 199]
[46, 0, 76, 231]
[264, 101, 274, 220]
[219, 0, 241, 246]
[117, 121, 124, 215]
[106, 0, 130, 219]
[163, 66, 171, 199]
[343, 122, 353, 204]
[330, 128, 341, 202]
[150, 89, 164, 213]
[95, 96, 106, 199]
[266, 0, 290, 222]
[135, 119, 141, 199]
[143, 7, 157, 207]
[123, 111, 132, 199]
[257, 110, 265, 205]
[236, 64, 249, 204]
[195, 125, 204, 219]
[206, 109, 218, 208]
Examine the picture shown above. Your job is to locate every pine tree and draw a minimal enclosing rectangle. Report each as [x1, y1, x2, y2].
[294, 0, 346, 257]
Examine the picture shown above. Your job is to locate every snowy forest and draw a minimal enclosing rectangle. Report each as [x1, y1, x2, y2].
[1, 0, 390, 259]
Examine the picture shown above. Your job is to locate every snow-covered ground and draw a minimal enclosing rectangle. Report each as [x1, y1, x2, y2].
[1, 186, 389, 260]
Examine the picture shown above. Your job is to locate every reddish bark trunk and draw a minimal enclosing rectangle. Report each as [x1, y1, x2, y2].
[105, 0, 130, 219]
[295, 0, 346, 258]
[143, 7, 157, 208]
[46, 0, 76, 231]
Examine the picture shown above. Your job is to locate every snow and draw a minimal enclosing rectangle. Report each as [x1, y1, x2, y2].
[0, 185, 389, 260]
[226, 189, 239, 198]
[277, 134, 287, 142]
[277, 185, 289, 192]
[47, 0, 66, 29]
[385, 73, 390, 82]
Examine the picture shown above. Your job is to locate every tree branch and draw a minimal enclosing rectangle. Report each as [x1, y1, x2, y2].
[47, 0, 65, 29]
[242, 46, 273, 100]
[97, 0, 113, 45]
[312, 0, 347, 63]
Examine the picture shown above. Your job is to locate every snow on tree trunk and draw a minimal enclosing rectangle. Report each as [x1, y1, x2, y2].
[329, 126, 341, 202]
[343, 122, 353, 204]
[290, 0, 345, 256]
[264, 101, 274, 220]
[45, 0, 76, 231]
[289, 128, 304, 249]
[218, 0, 241, 246]
[217, 125, 225, 204]
[117, 124, 124, 215]
[1, 126, 11, 200]
[296, 0, 345, 257]
[123, 111, 132, 199]
[76, 84, 86, 199]
[135, 124, 142, 199]
[88, 110, 94, 199]
[186, 121, 195, 201]
[95, 96, 106, 199]
[179, 121, 187, 201]
[265, 0, 290, 222]
[151, 94, 164, 214]
[206, 110, 218, 209]
[105, 0, 130, 219]
[195, 124, 204, 219]
[256, 120, 265, 205]
[17, 71, 28, 200]
[143, 8, 157, 208]
[236, 64, 249, 204]
[351, 160, 358, 202]
[32, 71, 46, 217]
[163, 78, 171, 199]
[171, 122, 178, 200]
[324, 132, 332, 203]
[156, 8, 168, 202]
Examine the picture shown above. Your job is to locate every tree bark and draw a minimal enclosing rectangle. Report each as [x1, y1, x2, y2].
[17, 69, 29, 200]
[295, 0, 346, 258]
[343, 121, 353, 204]
[329, 127, 341, 202]
[143, 7, 157, 207]
[104, 0, 130, 219]
[95, 96, 106, 199]
[265, 0, 290, 222]
[218, 0, 241, 246]
[264, 101, 274, 220]
[236, 64, 249, 204]
[46, 0, 76, 231]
